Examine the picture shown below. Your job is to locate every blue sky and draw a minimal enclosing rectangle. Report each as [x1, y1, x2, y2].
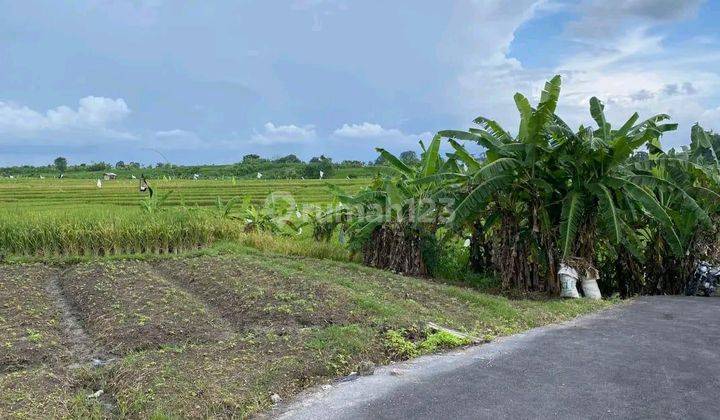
[1, 0, 719, 166]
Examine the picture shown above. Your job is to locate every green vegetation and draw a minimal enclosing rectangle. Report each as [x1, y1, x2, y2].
[0, 207, 242, 257]
[0, 177, 367, 258]
[3, 76, 717, 297]
[384, 328, 470, 360]
[4, 72, 716, 418]
[1, 155, 388, 180]
[0, 250, 610, 418]
[0, 178, 367, 209]
[338, 75, 720, 297]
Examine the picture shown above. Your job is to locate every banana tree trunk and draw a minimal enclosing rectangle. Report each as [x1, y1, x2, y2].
[362, 222, 427, 277]
[469, 221, 492, 273]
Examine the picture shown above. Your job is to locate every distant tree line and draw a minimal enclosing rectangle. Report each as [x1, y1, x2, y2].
[1, 150, 430, 180]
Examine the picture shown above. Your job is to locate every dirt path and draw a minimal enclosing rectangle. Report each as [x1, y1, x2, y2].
[272, 296, 720, 419]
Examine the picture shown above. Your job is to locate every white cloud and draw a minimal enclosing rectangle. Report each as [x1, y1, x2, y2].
[333, 122, 404, 138]
[446, 0, 553, 128]
[333, 122, 432, 152]
[251, 122, 317, 145]
[447, 0, 720, 150]
[291, 0, 347, 32]
[567, 0, 703, 38]
[152, 129, 205, 149]
[551, 24, 720, 148]
[155, 129, 195, 138]
[0, 96, 132, 137]
[700, 107, 720, 132]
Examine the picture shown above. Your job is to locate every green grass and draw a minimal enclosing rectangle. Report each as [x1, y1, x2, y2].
[0, 206, 354, 263]
[0, 177, 619, 418]
[0, 207, 245, 257]
[1, 251, 613, 418]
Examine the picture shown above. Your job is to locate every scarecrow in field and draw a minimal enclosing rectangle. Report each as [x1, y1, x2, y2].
[140, 175, 154, 198]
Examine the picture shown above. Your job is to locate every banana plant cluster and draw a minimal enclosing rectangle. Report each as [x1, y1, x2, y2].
[341, 74, 720, 295]
[441, 75, 720, 293]
[331, 135, 460, 275]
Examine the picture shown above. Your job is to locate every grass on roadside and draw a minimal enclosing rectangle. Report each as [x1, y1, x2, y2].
[1, 250, 613, 418]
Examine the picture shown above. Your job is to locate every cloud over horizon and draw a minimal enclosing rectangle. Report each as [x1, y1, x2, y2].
[251, 122, 317, 146]
[0, 96, 132, 139]
[0, 0, 718, 164]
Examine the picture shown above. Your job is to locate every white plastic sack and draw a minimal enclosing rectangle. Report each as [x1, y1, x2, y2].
[559, 263, 580, 299]
[581, 268, 602, 300]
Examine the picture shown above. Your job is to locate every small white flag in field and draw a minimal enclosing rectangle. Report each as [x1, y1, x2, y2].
[319, 170, 324, 179]
[257, 172, 263, 179]
[96, 179, 103, 189]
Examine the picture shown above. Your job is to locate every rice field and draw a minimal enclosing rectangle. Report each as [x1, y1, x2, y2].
[0, 178, 367, 210]
[0, 178, 369, 258]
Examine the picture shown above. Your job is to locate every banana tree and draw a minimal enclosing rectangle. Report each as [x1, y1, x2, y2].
[549, 97, 687, 268]
[632, 125, 720, 294]
[438, 74, 697, 294]
[439, 75, 565, 292]
[333, 135, 456, 276]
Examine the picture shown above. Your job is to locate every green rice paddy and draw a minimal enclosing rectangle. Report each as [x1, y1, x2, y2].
[0, 178, 367, 209]
[0, 178, 368, 258]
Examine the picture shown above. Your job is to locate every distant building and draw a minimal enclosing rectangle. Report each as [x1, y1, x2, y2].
[103, 172, 117, 180]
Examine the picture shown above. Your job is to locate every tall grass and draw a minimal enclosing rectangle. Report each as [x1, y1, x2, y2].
[0, 207, 354, 261]
[237, 232, 354, 262]
[0, 178, 364, 260]
[0, 208, 244, 257]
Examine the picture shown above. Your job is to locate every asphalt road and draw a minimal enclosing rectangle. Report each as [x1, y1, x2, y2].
[273, 297, 720, 419]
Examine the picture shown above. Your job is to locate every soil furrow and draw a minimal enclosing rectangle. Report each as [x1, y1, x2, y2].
[48, 268, 108, 366]
[150, 265, 236, 340]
